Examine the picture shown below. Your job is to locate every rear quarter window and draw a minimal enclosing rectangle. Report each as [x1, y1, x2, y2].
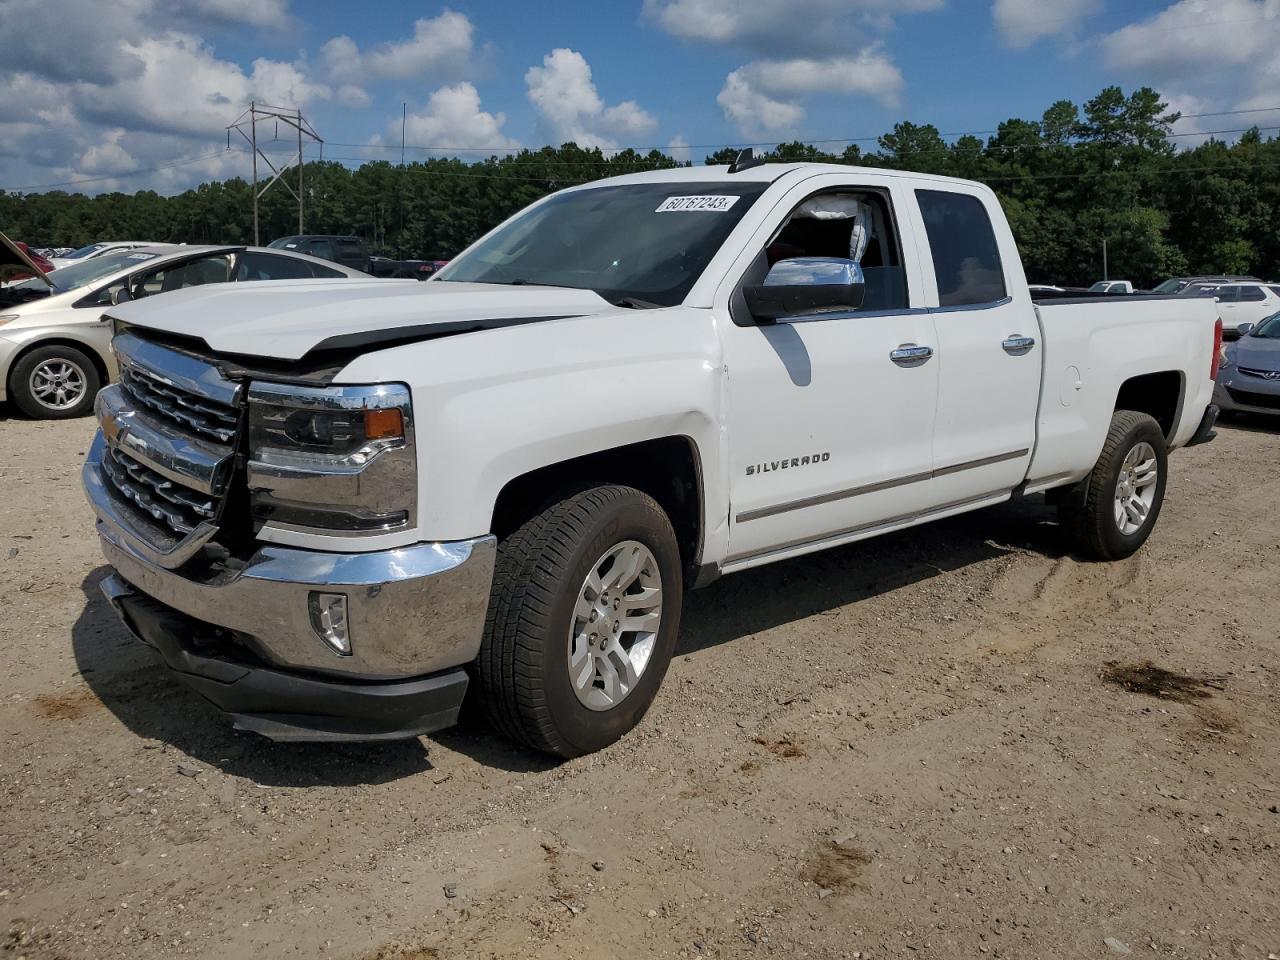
[916, 190, 1007, 307]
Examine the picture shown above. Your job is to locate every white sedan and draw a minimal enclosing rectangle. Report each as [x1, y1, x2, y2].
[0, 240, 370, 419]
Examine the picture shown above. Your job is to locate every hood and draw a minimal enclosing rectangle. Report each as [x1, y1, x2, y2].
[1229, 334, 1280, 370]
[0, 230, 53, 288]
[105, 278, 620, 360]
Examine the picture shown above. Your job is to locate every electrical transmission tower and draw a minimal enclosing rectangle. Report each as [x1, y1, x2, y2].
[226, 102, 323, 245]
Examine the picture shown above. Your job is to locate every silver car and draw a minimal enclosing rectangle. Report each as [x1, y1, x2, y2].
[0, 239, 367, 419]
[1214, 311, 1280, 415]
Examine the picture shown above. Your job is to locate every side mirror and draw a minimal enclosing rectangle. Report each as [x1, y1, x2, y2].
[1237, 322, 1254, 336]
[111, 286, 133, 306]
[743, 257, 865, 323]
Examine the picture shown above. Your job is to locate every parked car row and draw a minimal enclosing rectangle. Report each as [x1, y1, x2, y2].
[269, 234, 445, 279]
[0, 236, 370, 419]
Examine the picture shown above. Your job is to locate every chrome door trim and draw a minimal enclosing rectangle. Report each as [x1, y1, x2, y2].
[927, 296, 1014, 315]
[728, 489, 1011, 564]
[735, 448, 1029, 523]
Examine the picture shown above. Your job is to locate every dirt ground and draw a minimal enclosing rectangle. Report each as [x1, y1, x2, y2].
[1, 409, 1277, 960]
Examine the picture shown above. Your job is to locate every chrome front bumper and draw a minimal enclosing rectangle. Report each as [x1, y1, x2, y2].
[84, 434, 497, 681]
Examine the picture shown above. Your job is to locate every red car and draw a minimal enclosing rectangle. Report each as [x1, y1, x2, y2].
[6, 242, 53, 281]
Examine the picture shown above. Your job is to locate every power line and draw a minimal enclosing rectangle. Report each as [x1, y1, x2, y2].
[316, 105, 1280, 157]
[8, 110, 1280, 192]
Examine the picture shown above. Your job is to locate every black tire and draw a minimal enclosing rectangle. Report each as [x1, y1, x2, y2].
[8, 344, 102, 420]
[1059, 410, 1168, 561]
[478, 484, 683, 758]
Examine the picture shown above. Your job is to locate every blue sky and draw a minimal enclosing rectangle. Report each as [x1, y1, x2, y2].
[2, 0, 1278, 194]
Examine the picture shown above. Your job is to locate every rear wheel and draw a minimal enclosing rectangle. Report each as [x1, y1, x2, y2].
[9, 344, 101, 419]
[478, 484, 683, 758]
[1059, 410, 1168, 560]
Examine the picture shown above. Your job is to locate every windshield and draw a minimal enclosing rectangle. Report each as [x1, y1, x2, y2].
[1088, 281, 1109, 291]
[7, 250, 158, 293]
[435, 181, 770, 306]
[62, 243, 108, 261]
[268, 237, 297, 249]
[1153, 278, 1184, 294]
[1252, 312, 1280, 338]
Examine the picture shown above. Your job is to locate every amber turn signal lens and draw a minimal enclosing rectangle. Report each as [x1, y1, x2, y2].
[363, 408, 404, 441]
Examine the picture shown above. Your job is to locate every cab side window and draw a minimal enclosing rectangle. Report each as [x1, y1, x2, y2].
[736, 187, 909, 319]
[1237, 285, 1265, 302]
[916, 190, 1007, 307]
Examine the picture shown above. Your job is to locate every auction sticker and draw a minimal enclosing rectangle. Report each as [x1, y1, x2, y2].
[655, 195, 741, 212]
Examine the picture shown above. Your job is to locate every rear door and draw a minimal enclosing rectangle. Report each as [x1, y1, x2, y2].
[912, 187, 1040, 503]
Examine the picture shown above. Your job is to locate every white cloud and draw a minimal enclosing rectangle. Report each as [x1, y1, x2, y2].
[75, 34, 328, 137]
[78, 129, 137, 175]
[399, 83, 519, 153]
[667, 134, 693, 163]
[992, 0, 1101, 47]
[1101, 0, 1280, 75]
[644, 0, 943, 52]
[1098, 0, 1280, 139]
[525, 48, 658, 150]
[717, 71, 807, 136]
[321, 9, 474, 83]
[717, 50, 903, 136]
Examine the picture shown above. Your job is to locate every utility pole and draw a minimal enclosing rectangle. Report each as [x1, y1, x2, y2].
[401, 102, 407, 166]
[1102, 238, 1109, 281]
[226, 102, 323, 245]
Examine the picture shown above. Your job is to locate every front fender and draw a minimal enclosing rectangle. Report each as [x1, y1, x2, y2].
[336, 308, 726, 544]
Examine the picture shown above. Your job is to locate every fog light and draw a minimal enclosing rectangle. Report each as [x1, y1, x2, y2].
[308, 592, 351, 656]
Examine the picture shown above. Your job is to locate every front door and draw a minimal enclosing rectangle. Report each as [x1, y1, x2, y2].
[719, 174, 940, 567]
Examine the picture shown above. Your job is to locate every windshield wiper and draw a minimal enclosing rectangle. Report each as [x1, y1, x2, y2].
[611, 296, 663, 309]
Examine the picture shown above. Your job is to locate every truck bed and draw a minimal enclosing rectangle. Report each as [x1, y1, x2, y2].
[1025, 293, 1219, 491]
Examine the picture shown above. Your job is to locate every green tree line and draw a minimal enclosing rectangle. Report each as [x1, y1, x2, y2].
[4, 86, 1279, 287]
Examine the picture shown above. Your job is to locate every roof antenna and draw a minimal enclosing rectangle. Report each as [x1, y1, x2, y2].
[727, 147, 765, 174]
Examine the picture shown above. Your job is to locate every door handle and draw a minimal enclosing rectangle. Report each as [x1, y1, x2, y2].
[890, 343, 934, 365]
[1002, 335, 1036, 355]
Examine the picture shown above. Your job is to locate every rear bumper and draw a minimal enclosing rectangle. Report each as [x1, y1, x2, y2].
[100, 575, 469, 741]
[1185, 404, 1220, 446]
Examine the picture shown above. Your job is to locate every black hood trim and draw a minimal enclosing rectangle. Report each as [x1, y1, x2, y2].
[111, 312, 583, 387]
[306, 313, 580, 355]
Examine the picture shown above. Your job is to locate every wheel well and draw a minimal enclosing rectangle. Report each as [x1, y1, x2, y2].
[7, 338, 109, 394]
[491, 437, 704, 575]
[1115, 371, 1182, 441]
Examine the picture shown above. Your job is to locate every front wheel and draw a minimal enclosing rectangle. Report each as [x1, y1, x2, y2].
[477, 485, 683, 758]
[1059, 409, 1168, 560]
[9, 344, 101, 419]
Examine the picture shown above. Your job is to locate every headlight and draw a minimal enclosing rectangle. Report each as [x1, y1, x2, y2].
[1218, 344, 1234, 370]
[247, 382, 416, 535]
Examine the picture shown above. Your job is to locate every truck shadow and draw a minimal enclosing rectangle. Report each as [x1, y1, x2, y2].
[69, 496, 1064, 781]
[677, 494, 1064, 657]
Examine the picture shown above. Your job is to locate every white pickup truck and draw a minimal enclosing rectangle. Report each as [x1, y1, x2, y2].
[83, 161, 1222, 757]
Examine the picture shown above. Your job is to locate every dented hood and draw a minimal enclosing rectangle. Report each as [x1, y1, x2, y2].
[105, 278, 619, 360]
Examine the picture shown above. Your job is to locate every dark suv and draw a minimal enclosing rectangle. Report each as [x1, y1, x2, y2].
[268, 235, 371, 273]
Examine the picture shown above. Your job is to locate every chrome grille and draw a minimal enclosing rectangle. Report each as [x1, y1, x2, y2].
[101, 445, 217, 536]
[89, 332, 245, 562]
[121, 362, 240, 442]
